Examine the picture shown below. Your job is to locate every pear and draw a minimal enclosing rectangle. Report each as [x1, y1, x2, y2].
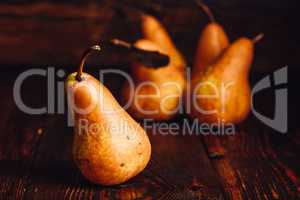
[141, 14, 186, 69]
[121, 14, 186, 121]
[190, 35, 263, 124]
[121, 39, 186, 121]
[191, 1, 230, 157]
[66, 45, 151, 185]
[193, 1, 229, 73]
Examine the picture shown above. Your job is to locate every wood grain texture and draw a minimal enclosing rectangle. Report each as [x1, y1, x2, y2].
[205, 118, 300, 200]
[0, 0, 291, 73]
[0, 0, 296, 199]
[0, 75, 47, 199]
[0, 72, 224, 199]
[0, 70, 297, 199]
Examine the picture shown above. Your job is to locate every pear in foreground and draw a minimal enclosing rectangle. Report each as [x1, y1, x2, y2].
[66, 46, 151, 185]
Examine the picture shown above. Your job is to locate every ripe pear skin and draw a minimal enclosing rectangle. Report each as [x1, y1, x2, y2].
[66, 72, 151, 185]
[190, 38, 253, 124]
[193, 23, 229, 73]
[121, 39, 186, 121]
[141, 14, 186, 68]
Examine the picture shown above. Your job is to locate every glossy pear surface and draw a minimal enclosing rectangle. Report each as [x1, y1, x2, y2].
[141, 14, 186, 68]
[122, 39, 186, 121]
[193, 23, 229, 73]
[190, 38, 253, 124]
[66, 73, 151, 185]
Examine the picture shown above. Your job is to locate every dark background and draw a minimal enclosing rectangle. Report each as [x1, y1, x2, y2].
[0, 0, 295, 129]
[0, 0, 292, 71]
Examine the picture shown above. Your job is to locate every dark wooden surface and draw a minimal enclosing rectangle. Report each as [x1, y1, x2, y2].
[0, 0, 291, 73]
[0, 0, 298, 199]
[0, 69, 298, 200]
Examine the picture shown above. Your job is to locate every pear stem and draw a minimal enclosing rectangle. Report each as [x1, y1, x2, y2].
[110, 39, 132, 49]
[195, 0, 216, 23]
[75, 39, 169, 81]
[76, 45, 101, 81]
[252, 33, 264, 44]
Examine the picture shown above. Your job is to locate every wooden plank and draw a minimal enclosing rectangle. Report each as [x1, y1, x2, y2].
[18, 103, 224, 198]
[21, 115, 162, 200]
[205, 117, 300, 200]
[0, 1, 128, 68]
[0, 73, 49, 199]
[145, 127, 225, 199]
[0, 0, 291, 74]
[0, 68, 297, 199]
[0, 73, 27, 199]
[0, 67, 221, 199]
[5, 71, 163, 199]
[0, 1, 111, 20]
[265, 127, 300, 198]
[0, 76, 16, 158]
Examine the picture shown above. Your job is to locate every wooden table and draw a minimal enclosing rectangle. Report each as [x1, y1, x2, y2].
[0, 69, 298, 200]
[0, 0, 297, 199]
